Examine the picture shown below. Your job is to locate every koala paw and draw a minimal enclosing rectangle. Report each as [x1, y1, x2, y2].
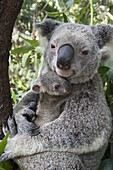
[18, 120, 40, 136]
[2, 115, 17, 138]
[16, 109, 40, 136]
[27, 101, 37, 112]
[0, 151, 13, 162]
[21, 108, 36, 122]
[0, 134, 24, 161]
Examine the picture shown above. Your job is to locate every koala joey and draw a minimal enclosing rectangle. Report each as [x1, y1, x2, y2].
[32, 71, 72, 127]
[0, 19, 112, 170]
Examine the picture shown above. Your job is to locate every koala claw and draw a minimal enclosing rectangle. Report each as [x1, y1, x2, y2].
[21, 108, 36, 122]
[0, 151, 12, 162]
[8, 115, 17, 137]
[17, 118, 40, 136]
[3, 115, 17, 137]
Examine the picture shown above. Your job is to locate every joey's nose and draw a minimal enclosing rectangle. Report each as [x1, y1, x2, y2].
[57, 44, 74, 70]
[63, 81, 72, 92]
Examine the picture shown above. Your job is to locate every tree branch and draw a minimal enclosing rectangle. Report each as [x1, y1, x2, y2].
[0, 0, 23, 139]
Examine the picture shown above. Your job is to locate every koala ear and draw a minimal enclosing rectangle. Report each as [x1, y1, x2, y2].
[32, 82, 41, 92]
[92, 25, 113, 48]
[35, 19, 61, 40]
[92, 25, 113, 61]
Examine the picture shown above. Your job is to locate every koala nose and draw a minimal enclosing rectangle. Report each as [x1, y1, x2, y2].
[57, 44, 74, 70]
[63, 81, 72, 92]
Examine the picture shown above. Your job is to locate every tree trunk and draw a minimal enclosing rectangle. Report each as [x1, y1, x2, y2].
[0, 0, 23, 139]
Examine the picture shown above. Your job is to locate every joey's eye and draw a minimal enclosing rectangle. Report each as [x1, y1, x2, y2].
[51, 44, 56, 49]
[81, 49, 89, 55]
[54, 84, 60, 90]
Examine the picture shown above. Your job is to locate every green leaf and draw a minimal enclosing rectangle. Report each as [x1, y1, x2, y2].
[0, 166, 5, 170]
[0, 132, 10, 156]
[22, 51, 31, 67]
[11, 45, 34, 55]
[57, 0, 67, 11]
[11, 88, 17, 104]
[45, 11, 63, 17]
[98, 66, 110, 77]
[20, 34, 39, 47]
[63, 13, 68, 22]
[0, 161, 12, 170]
[0, 167, 5, 170]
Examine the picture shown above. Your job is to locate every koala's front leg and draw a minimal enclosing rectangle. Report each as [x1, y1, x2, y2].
[15, 108, 39, 136]
[0, 108, 107, 161]
[3, 115, 17, 138]
[0, 134, 39, 162]
[0, 115, 68, 161]
[13, 92, 39, 136]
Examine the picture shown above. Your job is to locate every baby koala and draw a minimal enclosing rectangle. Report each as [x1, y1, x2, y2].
[32, 71, 72, 127]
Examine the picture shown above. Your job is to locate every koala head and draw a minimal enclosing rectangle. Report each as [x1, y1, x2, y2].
[32, 71, 72, 96]
[36, 19, 113, 84]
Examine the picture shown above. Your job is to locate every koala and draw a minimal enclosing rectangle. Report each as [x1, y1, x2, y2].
[7, 71, 71, 134]
[0, 19, 112, 170]
[6, 91, 40, 137]
[32, 71, 72, 127]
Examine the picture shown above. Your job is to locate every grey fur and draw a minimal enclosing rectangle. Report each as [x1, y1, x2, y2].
[0, 19, 112, 170]
[32, 71, 72, 127]
[10, 91, 39, 136]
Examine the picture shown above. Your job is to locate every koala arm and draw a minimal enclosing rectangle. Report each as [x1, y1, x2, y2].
[13, 90, 39, 114]
[0, 114, 74, 162]
[0, 96, 111, 162]
[5, 91, 40, 137]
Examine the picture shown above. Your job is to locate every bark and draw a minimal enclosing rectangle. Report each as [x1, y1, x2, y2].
[0, 0, 23, 139]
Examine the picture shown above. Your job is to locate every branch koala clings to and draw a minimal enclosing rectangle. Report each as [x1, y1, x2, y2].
[0, 19, 112, 170]
[32, 71, 72, 127]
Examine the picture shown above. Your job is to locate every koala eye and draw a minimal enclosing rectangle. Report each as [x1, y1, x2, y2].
[81, 49, 89, 55]
[54, 84, 60, 90]
[51, 44, 56, 49]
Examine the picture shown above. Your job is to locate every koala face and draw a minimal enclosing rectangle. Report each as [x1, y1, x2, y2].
[45, 24, 101, 83]
[41, 71, 72, 95]
[36, 19, 113, 84]
[32, 71, 72, 96]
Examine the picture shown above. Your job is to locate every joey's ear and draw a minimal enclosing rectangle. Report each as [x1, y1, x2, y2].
[32, 82, 41, 92]
[35, 19, 61, 40]
[92, 25, 113, 61]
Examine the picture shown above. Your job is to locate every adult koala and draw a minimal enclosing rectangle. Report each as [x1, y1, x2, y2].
[0, 19, 112, 170]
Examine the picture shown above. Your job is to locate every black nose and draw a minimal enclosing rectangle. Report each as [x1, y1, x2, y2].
[63, 81, 72, 92]
[57, 44, 74, 70]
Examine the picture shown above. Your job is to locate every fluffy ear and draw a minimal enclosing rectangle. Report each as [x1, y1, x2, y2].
[32, 82, 41, 92]
[35, 19, 61, 40]
[92, 25, 113, 61]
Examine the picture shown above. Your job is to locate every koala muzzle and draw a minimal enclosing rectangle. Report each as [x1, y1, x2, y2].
[57, 44, 74, 70]
[63, 81, 72, 92]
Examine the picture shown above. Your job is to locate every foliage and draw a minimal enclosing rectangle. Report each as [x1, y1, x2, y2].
[0, 132, 12, 170]
[3, 0, 113, 169]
